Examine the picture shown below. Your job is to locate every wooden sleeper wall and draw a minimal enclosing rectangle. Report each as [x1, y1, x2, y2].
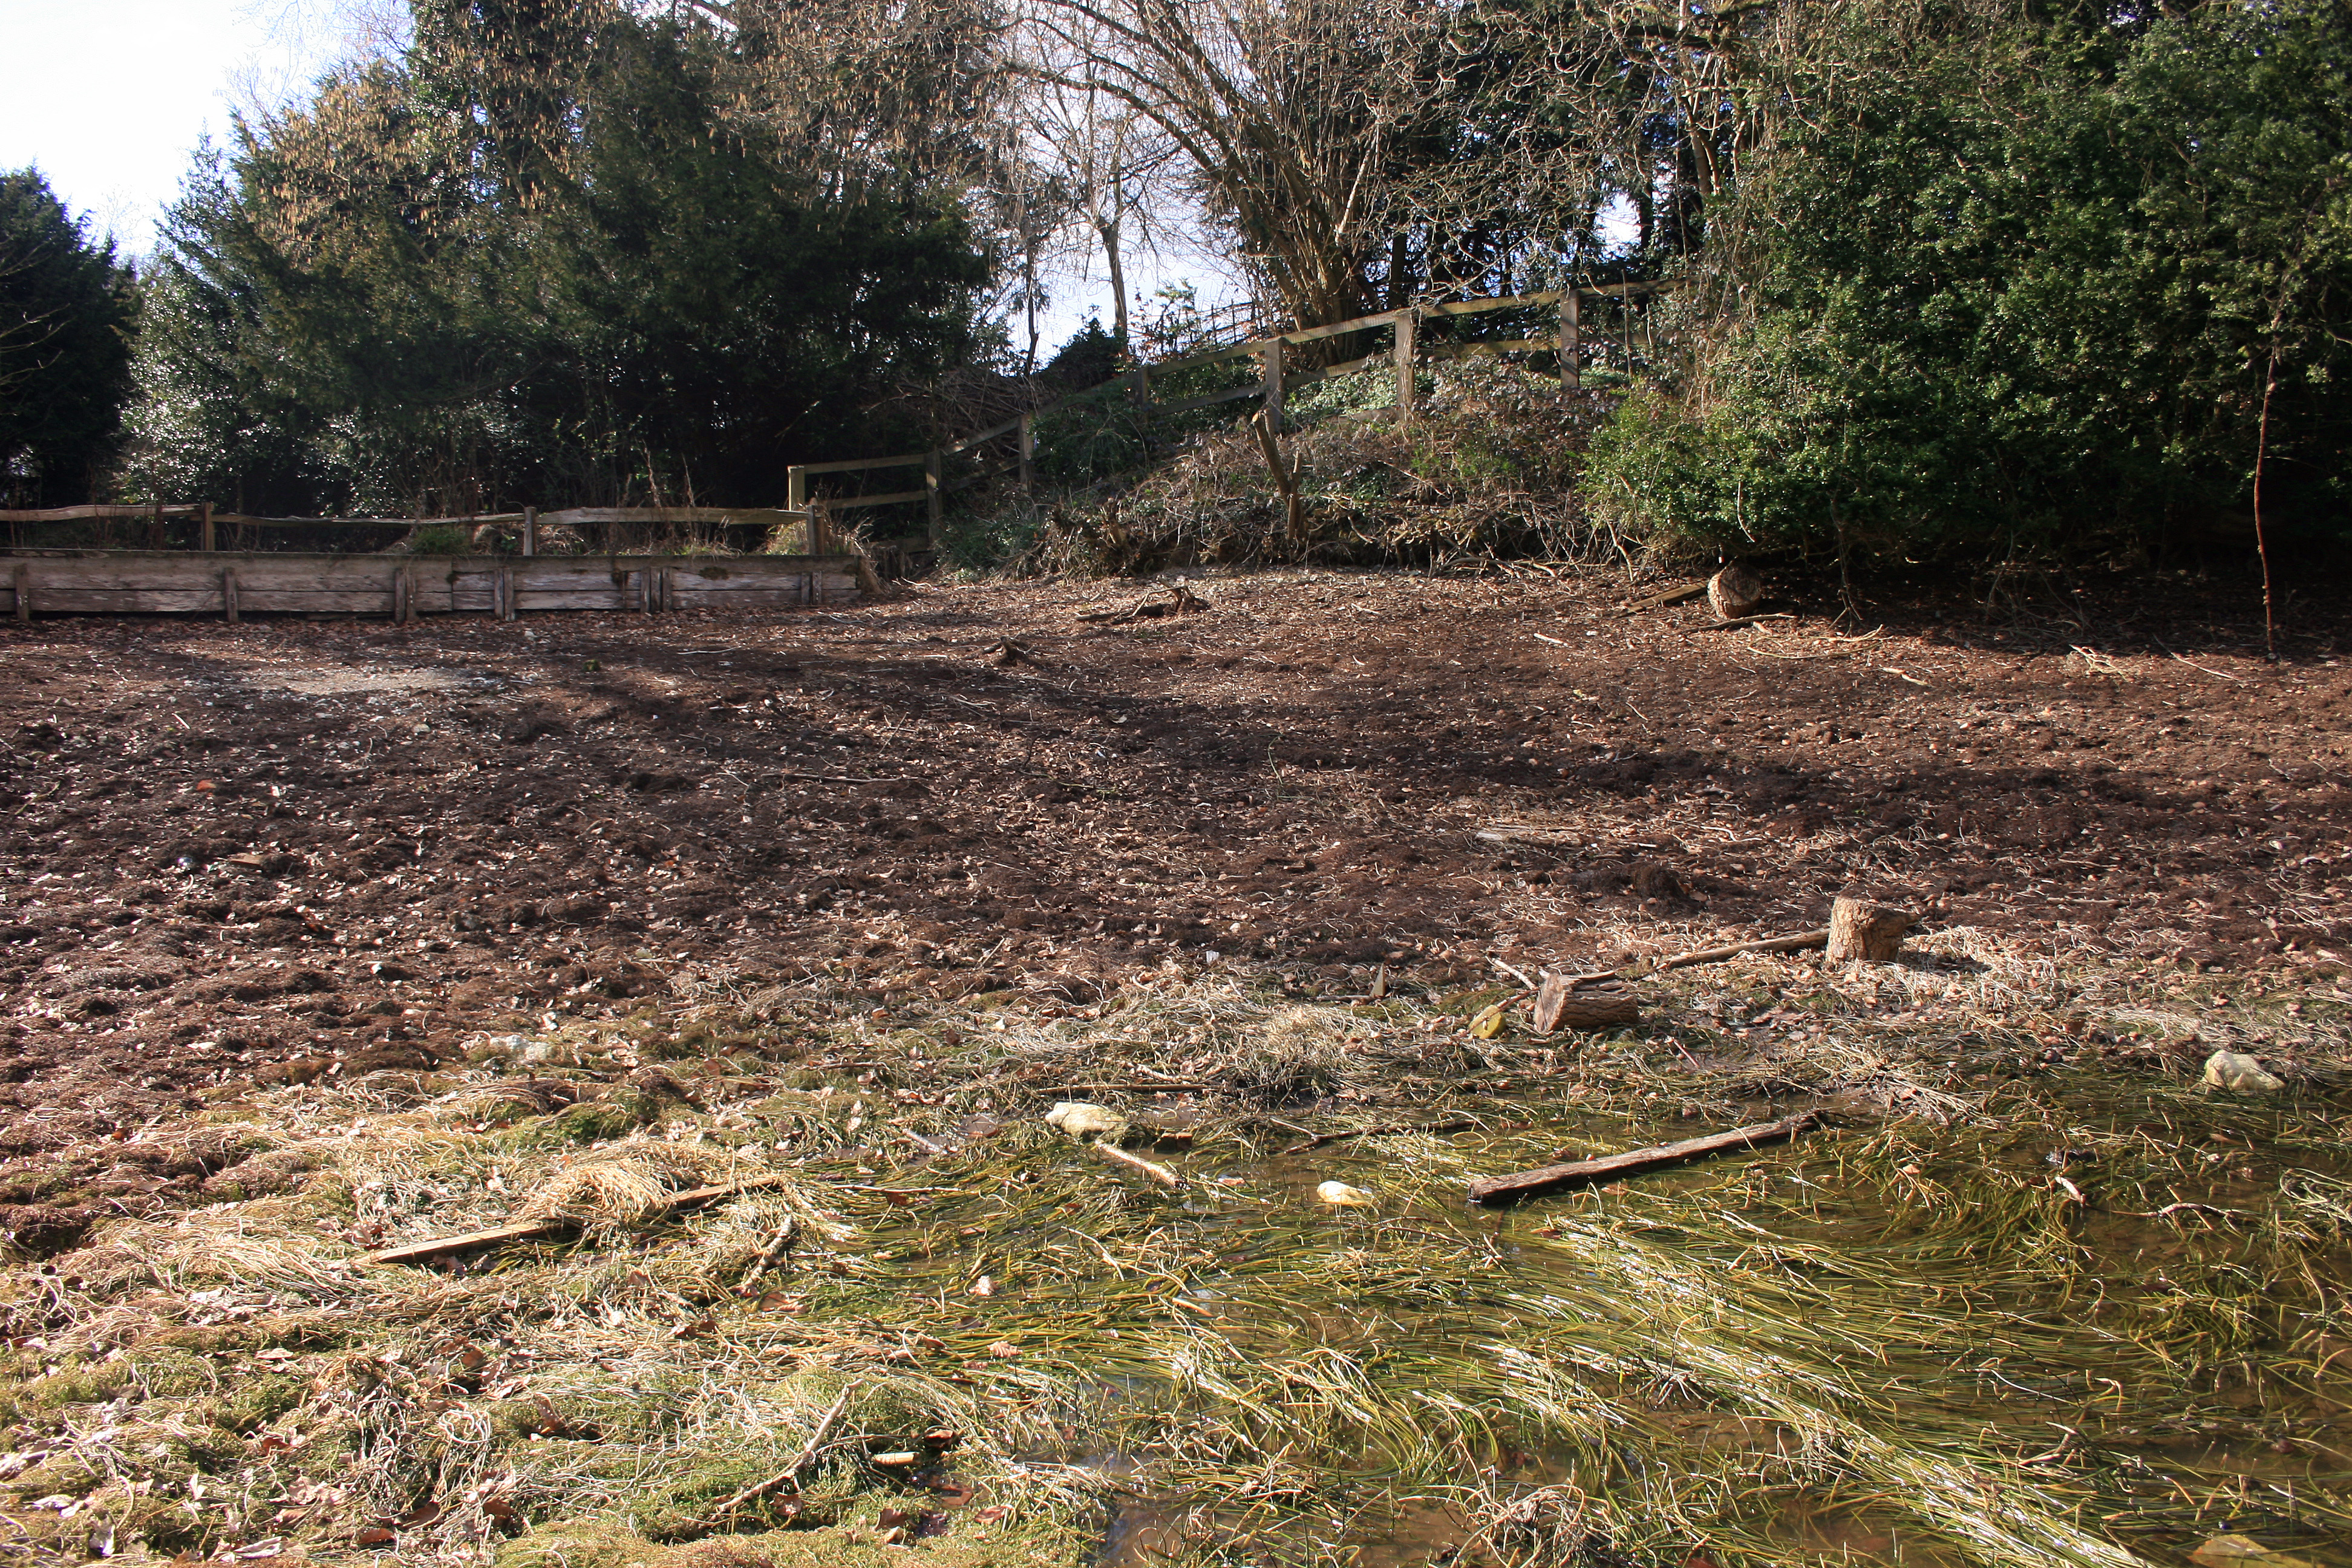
[2, 551, 860, 619]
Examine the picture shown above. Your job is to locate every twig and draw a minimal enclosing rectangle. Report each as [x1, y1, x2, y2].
[1680, 613, 1795, 635]
[736, 1215, 799, 1296]
[1094, 1142, 1181, 1188]
[2164, 650, 2247, 684]
[1278, 1119, 1477, 1156]
[696, 1383, 857, 1525]
[1570, 930, 1829, 987]
[1489, 958, 1537, 989]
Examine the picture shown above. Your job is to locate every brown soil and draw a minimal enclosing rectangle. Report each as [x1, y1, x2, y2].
[0, 567, 2344, 1206]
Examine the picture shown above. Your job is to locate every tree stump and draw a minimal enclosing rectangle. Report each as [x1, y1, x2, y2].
[1826, 897, 1913, 961]
[1532, 975, 1641, 1032]
[1708, 563, 1765, 620]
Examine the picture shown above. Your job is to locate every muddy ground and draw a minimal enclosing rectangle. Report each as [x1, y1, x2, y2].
[0, 566, 2344, 1218]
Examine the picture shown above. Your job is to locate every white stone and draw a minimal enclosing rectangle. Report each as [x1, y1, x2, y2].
[2203, 1050, 2283, 1092]
[1045, 1102, 1129, 1142]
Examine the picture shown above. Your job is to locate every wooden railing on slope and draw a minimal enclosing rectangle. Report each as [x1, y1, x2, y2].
[788, 280, 1670, 547]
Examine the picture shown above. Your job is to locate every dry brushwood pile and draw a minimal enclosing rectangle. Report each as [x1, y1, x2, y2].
[0, 569, 2345, 1566]
[1026, 363, 1612, 574]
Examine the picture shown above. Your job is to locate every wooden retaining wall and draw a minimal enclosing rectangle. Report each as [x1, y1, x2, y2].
[1, 550, 861, 621]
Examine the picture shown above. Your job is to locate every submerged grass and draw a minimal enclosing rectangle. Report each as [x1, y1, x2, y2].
[0, 929, 2347, 1565]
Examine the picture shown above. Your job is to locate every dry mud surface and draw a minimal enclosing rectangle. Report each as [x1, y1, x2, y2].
[0, 566, 2344, 1170]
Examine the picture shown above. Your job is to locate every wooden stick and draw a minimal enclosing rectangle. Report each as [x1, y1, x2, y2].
[364, 1173, 784, 1266]
[736, 1214, 799, 1295]
[1572, 929, 1828, 987]
[697, 1383, 855, 1525]
[1279, 1119, 1475, 1156]
[1606, 580, 1707, 618]
[1679, 613, 1795, 635]
[1093, 1142, 1181, 1189]
[1468, 1113, 1817, 1205]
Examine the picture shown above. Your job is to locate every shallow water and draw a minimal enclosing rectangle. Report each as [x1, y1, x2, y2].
[850, 1077, 2352, 1567]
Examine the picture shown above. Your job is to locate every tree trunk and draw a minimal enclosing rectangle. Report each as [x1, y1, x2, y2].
[1098, 214, 1128, 346]
[1827, 897, 1912, 962]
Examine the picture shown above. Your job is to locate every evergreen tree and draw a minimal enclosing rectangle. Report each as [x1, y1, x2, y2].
[0, 171, 135, 507]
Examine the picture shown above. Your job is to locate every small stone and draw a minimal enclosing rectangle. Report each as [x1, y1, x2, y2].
[1044, 1102, 1129, 1142]
[2203, 1050, 2283, 1092]
[1316, 1180, 1374, 1207]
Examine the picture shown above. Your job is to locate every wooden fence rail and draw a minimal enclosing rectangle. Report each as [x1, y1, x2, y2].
[786, 279, 1671, 547]
[0, 505, 824, 557]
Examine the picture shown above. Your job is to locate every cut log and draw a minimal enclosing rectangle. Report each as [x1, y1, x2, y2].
[1826, 897, 1913, 962]
[1707, 563, 1765, 619]
[1531, 974, 1639, 1032]
[1468, 1113, 1818, 1205]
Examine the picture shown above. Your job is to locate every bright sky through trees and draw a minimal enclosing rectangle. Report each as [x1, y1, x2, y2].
[0, 0, 389, 257]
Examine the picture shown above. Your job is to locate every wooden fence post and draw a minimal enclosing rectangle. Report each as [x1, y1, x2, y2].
[391, 566, 408, 624]
[521, 505, 537, 558]
[200, 501, 215, 553]
[1560, 292, 1581, 393]
[13, 563, 28, 623]
[924, 451, 942, 547]
[1260, 336, 1285, 429]
[1018, 413, 1035, 497]
[150, 500, 165, 550]
[1394, 309, 1417, 426]
[222, 567, 239, 624]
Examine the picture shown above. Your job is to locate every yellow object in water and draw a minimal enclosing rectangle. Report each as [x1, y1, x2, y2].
[1316, 1180, 1374, 1207]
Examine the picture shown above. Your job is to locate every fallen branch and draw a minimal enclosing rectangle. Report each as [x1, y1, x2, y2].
[365, 1174, 785, 1267]
[1279, 1119, 1477, 1156]
[1606, 580, 1707, 618]
[1679, 613, 1797, 635]
[1076, 585, 1206, 624]
[1572, 930, 1828, 986]
[736, 1215, 799, 1296]
[1468, 1113, 1818, 1205]
[696, 1383, 856, 1526]
[1094, 1142, 1182, 1189]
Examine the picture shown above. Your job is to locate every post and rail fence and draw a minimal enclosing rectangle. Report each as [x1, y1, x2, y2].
[788, 279, 1670, 550]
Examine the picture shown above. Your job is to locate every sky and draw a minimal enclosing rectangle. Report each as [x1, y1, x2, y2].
[0, 0, 389, 259]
